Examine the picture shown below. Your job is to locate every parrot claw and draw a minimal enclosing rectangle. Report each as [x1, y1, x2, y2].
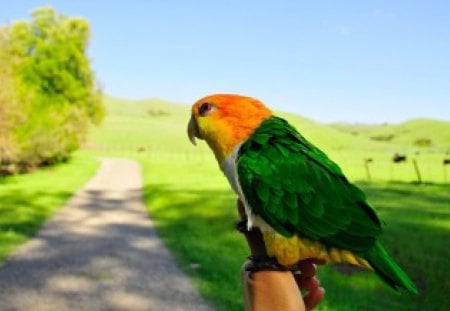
[245, 256, 299, 272]
[236, 219, 249, 233]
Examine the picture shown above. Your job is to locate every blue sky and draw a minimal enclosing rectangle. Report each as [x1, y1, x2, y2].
[1, 1, 449, 123]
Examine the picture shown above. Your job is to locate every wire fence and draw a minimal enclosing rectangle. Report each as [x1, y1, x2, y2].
[83, 144, 450, 184]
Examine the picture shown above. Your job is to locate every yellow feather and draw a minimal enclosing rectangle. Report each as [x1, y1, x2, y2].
[341, 250, 359, 265]
[262, 231, 371, 269]
[329, 248, 342, 263]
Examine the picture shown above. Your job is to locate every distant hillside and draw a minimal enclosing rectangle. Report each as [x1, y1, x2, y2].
[88, 96, 449, 182]
[92, 96, 450, 154]
[103, 95, 187, 116]
[276, 112, 389, 154]
[331, 118, 450, 150]
[89, 96, 389, 156]
[88, 95, 197, 154]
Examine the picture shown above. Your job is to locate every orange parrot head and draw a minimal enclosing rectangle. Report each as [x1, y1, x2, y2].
[187, 94, 272, 163]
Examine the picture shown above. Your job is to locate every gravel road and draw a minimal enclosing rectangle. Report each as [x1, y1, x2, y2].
[0, 158, 213, 311]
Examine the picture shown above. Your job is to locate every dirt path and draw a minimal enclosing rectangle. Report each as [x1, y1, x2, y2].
[0, 158, 213, 311]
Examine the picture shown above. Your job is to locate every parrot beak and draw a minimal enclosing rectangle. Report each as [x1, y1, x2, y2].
[187, 115, 200, 146]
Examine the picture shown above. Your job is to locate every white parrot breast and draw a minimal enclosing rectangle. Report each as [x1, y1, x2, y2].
[220, 144, 273, 232]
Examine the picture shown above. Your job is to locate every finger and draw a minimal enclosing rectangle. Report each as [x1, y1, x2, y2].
[297, 260, 317, 279]
[310, 258, 327, 266]
[293, 272, 319, 291]
[293, 260, 317, 290]
[303, 287, 325, 311]
[301, 276, 320, 292]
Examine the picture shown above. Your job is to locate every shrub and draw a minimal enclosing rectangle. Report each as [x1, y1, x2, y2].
[369, 134, 394, 142]
[0, 7, 104, 174]
[0, 27, 23, 169]
[413, 138, 432, 147]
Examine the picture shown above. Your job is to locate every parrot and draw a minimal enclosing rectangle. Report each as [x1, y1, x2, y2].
[187, 94, 417, 294]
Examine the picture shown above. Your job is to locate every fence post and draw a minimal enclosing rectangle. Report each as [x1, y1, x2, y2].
[444, 165, 447, 183]
[364, 159, 371, 181]
[412, 159, 422, 184]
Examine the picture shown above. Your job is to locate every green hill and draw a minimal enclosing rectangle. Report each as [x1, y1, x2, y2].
[88, 95, 201, 154]
[331, 118, 450, 151]
[89, 95, 388, 155]
[88, 96, 449, 183]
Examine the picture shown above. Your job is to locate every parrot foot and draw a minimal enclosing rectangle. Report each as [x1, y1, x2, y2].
[245, 255, 299, 272]
[236, 219, 249, 233]
[236, 218, 299, 272]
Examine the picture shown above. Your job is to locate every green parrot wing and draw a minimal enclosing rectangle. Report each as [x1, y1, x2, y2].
[237, 116, 382, 253]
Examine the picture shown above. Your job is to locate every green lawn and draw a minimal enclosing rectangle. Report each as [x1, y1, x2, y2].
[0, 151, 99, 262]
[140, 155, 450, 311]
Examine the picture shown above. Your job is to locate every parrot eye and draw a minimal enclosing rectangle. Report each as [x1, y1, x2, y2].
[198, 102, 214, 116]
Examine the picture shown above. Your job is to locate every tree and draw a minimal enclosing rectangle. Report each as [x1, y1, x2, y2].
[0, 26, 24, 172]
[0, 7, 103, 173]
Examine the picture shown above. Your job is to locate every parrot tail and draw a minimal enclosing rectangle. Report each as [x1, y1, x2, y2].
[366, 241, 418, 294]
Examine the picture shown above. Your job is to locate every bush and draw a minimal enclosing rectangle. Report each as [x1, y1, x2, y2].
[0, 7, 103, 174]
[0, 27, 23, 169]
[369, 134, 394, 142]
[414, 138, 432, 147]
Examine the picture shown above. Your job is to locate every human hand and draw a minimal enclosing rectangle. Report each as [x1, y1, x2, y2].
[242, 259, 326, 311]
[294, 259, 326, 310]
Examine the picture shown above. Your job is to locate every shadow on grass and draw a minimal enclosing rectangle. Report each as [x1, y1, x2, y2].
[0, 189, 74, 261]
[143, 184, 245, 311]
[143, 182, 450, 311]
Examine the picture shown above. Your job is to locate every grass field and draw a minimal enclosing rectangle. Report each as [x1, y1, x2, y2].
[86, 96, 450, 310]
[140, 157, 450, 310]
[0, 152, 99, 262]
[2, 95, 448, 310]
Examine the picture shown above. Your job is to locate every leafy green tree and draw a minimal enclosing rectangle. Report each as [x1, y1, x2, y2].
[0, 26, 24, 172]
[0, 7, 103, 173]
